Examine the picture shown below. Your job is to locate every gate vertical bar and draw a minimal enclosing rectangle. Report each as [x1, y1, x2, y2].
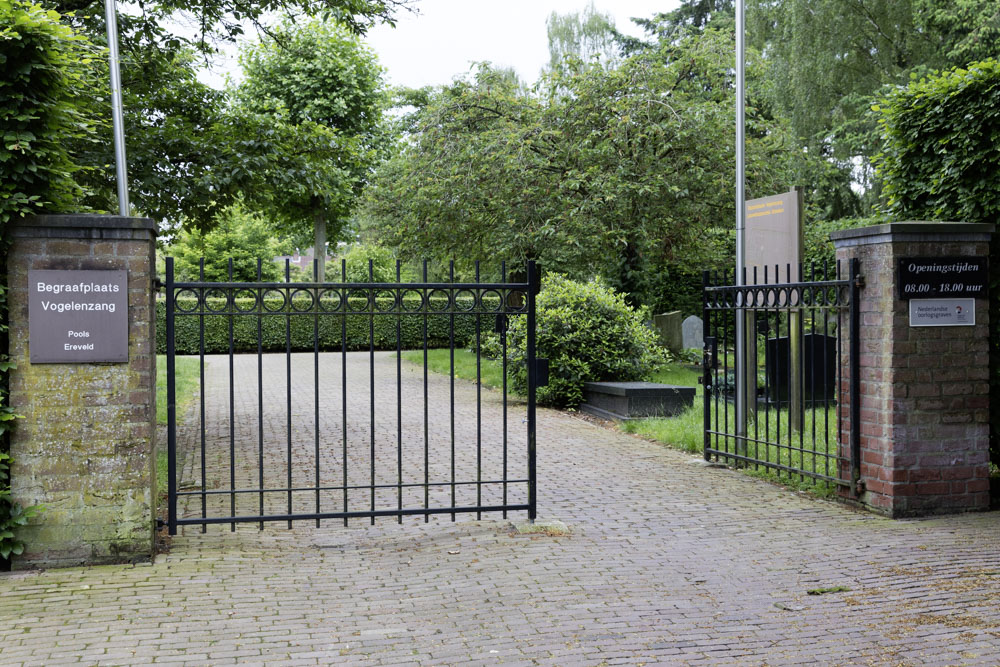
[341, 259, 348, 526]
[256, 259, 264, 530]
[849, 257, 862, 493]
[396, 260, 403, 524]
[702, 270, 711, 461]
[369, 259, 376, 525]
[165, 258, 177, 535]
[285, 259, 293, 528]
[314, 258, 321, 527]
[228, 258, 235, 531]
[422, 260, 429, 522]
[198, 259, 206, 532]
[526, 260, 538, 521]
[449, 260, 456, 521]
[501, 261, 508, 519]
[475, 260, 482, 520]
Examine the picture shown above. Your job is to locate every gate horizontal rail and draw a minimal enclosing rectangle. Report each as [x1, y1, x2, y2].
[702, 259, 861, 490]
[165, 257, 539, 534]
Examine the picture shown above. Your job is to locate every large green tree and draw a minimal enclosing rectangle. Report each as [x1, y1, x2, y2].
[44, 0, 406, 228]
[363, 26, 806, 309]
[237, 19, 387, 280]
[747, 0, 1000, 217]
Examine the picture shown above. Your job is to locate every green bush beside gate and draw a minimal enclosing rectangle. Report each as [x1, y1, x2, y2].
[155, 296, 497, 354]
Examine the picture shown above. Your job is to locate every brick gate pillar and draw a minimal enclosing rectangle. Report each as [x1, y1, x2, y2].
[832, 222, 993, 517]
[7, 214, 157, 568]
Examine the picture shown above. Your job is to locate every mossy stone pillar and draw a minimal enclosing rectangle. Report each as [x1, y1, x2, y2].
[7, 215, 156, 568]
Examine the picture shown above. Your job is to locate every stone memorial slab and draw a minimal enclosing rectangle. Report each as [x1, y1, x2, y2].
[653, 311, 683, 352]
[580, 381, 695, 421]
[682, 315, 703, 350]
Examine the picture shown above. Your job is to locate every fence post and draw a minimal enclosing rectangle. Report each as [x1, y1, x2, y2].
[7, 215, 157, 567]
[832, 222, 993, 516]
[165, 257, 177, 535]
[526, 260, 538, 521]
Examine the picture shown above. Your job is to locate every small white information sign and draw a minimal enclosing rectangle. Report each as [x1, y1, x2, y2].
[909, 298, 976, 327]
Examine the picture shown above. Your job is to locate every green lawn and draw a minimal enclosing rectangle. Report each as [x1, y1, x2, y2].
[400, 348, 508, 392]
[155, 355, 201, 426]
[155, 355, 200, 509]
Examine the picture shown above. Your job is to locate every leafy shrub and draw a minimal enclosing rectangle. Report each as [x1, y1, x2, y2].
[491, 275, 666, 408]
[0, 452, 41, 565]
[168, 203, 291, 283]
[342, 243, 397, 283]
[0, 1, 96, 227]
[873, 59, 1000, 470]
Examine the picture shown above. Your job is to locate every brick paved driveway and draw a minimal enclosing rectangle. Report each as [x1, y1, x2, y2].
[2, 352, 999, 666]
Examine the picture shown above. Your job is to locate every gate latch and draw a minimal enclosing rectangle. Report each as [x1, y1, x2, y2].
[704, 336, 718, 370]
[534, 358, 549, 387]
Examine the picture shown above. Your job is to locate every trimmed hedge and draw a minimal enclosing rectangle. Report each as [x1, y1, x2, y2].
[874, 59, 1000, 471]
[155, 296, 500, 354]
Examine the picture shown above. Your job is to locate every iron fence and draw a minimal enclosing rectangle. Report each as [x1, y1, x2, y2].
[164, 258, 539, 533]
[702, 259, 861, 490]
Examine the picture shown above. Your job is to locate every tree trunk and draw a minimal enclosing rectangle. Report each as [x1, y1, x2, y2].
[314, 210, 327, 282]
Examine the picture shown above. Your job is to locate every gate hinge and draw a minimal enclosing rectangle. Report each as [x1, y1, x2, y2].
[854, 274, 865, 289]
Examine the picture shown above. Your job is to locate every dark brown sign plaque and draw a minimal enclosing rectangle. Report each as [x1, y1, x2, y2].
[28, 270, 129, 363]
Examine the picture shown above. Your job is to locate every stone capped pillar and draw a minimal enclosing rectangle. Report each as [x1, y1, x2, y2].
[832, 222, 992, 517]
[7, 215, 156, 568]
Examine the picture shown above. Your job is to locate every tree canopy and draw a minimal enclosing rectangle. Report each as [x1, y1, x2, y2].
[45, 0, 406, 229]
[236, 18, 387, 279]
[362, 24, 807, 309]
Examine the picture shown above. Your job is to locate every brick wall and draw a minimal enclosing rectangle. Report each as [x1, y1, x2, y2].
[7, 215, 156, 568]
[832, 222, 993, 517]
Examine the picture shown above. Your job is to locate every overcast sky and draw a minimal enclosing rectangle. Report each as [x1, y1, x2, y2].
[197, 1, 678, 89]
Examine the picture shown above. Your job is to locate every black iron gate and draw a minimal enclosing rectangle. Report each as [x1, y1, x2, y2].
[164, 259, 539, 533]
[702, 260, 861, 491]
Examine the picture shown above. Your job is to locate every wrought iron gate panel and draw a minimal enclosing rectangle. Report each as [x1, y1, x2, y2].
[702, 259, 861, 490]
[164, 259, 539, 533]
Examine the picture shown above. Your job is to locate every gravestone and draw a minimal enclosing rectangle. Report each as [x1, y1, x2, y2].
[580, 381, 695, 421]
[764, 333, 837, 404]
[682, 315, 703, 350]
[653, 311, 683, 352]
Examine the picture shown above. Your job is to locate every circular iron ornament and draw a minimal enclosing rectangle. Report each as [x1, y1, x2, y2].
[454, 289, 476, 312]
[765, 287, 778, 307]
[374, 290, 397, 313]
[401, 289, 425, 312]
[205, 288, 230, 313]
[318, 289, 343, 312]
[788, 288, 801, 308]
[506, 290, 527, 313]
[174, 288, 200, 313]
[233, 289, 258, 312]
[290, 289, 316, 312]
[346, 289, 372, 311]
[427, 289, 451, 312]
[481, 289, 503, 313]
[262, 289, 287, 312]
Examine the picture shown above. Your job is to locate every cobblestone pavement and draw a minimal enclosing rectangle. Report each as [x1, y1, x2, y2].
[2, 352, 999, 666]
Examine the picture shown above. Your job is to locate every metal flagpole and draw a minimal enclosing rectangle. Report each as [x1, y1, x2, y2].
[735, 0, 747, 454]
[104, 0, 130, 216]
